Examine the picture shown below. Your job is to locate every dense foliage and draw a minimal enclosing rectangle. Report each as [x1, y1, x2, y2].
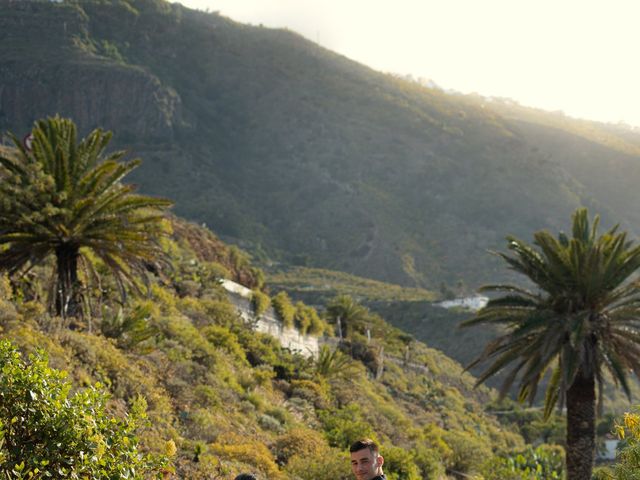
[604, 409, 640, 479]
[0, 214, 535, 479]
[0, 339, 169, 478]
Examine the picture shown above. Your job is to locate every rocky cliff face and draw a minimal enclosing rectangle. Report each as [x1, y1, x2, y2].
[0, 61, 182, 139]
[0, 0, 182, 139]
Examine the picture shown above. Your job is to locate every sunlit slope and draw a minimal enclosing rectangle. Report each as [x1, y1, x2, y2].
[0, 215, 525, 478]
[2, 0, 640, 289]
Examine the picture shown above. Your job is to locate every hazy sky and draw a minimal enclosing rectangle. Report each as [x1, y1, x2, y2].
[178, 0, 640, 127]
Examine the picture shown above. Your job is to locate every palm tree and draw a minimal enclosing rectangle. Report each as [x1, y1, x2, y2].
[462, 208, 640, 480]
[0, 116, 172, 318]
[326, 294, 369, 339]
[314, 345, 356, 379]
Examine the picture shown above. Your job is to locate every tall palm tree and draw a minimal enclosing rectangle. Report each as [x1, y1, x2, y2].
[462, 208, 640, 480]
[0, 116, 172, 318]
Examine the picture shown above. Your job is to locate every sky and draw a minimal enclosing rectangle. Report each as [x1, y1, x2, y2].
[177, 0, 640, 127]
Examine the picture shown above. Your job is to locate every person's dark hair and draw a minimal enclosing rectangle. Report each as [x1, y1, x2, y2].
[349, 438, 379, 455]
[234, 474, 257, 480]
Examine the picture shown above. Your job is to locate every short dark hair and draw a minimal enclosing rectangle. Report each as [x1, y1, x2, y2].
[234, 474, 257, 480]
[349, 438, 379, 455]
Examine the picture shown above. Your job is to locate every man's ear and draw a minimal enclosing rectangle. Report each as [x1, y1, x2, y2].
[377, 455, 384, 468]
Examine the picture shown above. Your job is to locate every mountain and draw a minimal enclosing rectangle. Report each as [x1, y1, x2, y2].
[2, 0, 640, 291]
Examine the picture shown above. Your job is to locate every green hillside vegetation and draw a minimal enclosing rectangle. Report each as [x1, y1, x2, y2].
[0, 119, 548, 478]
[267, 266, 438, 304]
[4, 0, 640, 292]
[0, 215, 547, 479]
[7, 117, 640, 478]
[270, 266, 640, 419]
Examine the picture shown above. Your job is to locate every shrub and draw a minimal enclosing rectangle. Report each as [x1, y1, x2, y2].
[609, 409, 640, 479]
[412, 445, 446, 480]
[201, 298, 242, 327]
[100, 301, 159, 351]
[285, 447, 352, 480]
[210, 440, 280, 478]
[185, 408, 222, 443]
[290, 379, 330, 408]
[293, 301, 312, 333]
[383, 445, 422, 480]
[274, 427, 328, 465]
[237, 330, 280, 366]
[258, 413, 284, 433]
[442, 429, 493, 476]
[272, 291, 296, 328]
[480, 445, 564, 480]
[203, 324, 246, 361]
[319, 404, 377, 449]
[0, 340, 169, 478]
[251, 290, 271, 317]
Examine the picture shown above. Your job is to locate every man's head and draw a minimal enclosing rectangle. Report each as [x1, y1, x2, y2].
[350, 439, 384, 480]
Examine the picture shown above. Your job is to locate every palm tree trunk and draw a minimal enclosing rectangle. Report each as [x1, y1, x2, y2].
[565, 371, 596, 480]
[55, 245, 81, 318]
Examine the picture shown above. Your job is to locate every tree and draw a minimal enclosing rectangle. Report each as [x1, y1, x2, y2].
[326, 294, 369, 339]
[462, 208, 640, 480]
[314, 344, 356, 379]
[0, 116, 171, 318]
[0, 339, 170, 478]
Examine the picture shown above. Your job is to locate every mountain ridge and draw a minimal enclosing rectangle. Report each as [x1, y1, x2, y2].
[2, 0, 640, 290]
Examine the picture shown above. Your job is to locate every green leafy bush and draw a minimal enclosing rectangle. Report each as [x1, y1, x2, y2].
[285, 448, 352, 480]
[319, 404, 377, 449]
[251, 290, 271, 317]
[412, 445, 446, 479]
[382, 445, 421, 480]
[480, 445, 564, 480]
[203, 324, 246, 361]
[274, 427, 328, 465]
[603, 409, 640, 479]
[442, 429, 493, 476]
[272, 291, 296, 328]
[0, 340, 169, 478]
[209, 434, 280, 478]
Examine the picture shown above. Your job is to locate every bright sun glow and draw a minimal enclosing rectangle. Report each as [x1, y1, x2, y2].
[177, 0, 640, 127]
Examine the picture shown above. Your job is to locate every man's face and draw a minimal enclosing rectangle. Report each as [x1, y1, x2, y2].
[350, 448, 382, 480]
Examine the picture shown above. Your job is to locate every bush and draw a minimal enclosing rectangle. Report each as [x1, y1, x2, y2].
[412, 445, 446, 480]
[272, 291, 296, 328]
[382, 445, 421, 480]
[251, 290, 271, 317]
[480, 445, 564, 480]
[442, 429, 493, 476]
[319, 404, 377, 449]
[286, 447, 352, 480]
[610, 409, 640, 479]
[210, 438, 280, 478]
[237, 330, 280, 367]
[290, 379, 330, 408]
[0, 340, 169, 478]
[203, 324, 246, 361]
[292, 301, 311, 333]
[274, 427, 328, 465]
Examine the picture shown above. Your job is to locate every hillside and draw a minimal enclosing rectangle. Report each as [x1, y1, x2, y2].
[269, 265, 640, 415]
[0, 215, 542, 479]
[2, 0, 640, 292]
